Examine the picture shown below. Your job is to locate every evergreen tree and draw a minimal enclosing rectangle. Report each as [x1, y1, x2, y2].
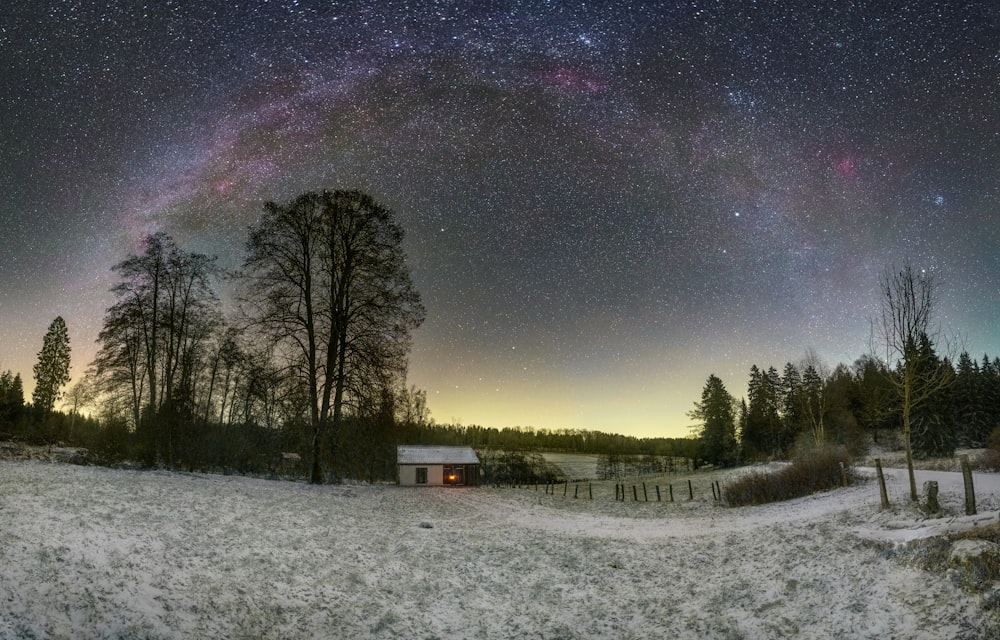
[32, 316, 71, 414]
[909, 333, 956, 458]
[953, 352, 988, 446]
[852, 354, 898, 436]
[0, 370, 25, 425]
[745, 365, 785, 458]
[688, 374, 738, 467]
[824, 363, 864, 452]
[982, 355, 1000, 439]
[781, 363, 805, 439]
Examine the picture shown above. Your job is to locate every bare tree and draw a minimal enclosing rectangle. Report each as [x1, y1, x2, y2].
[871, 264, 954, 501]
[62, 374, 96, 439]
[237, 190, 424, 484]
[92, 233, 220, 464]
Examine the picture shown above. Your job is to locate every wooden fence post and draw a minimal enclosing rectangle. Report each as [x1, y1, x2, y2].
[632, 485, 638, 501]
[711, 482, 718, 501]
[875, 458, 890, 509]
[643, 483, 648, 502]
[574, 483, 579, 499]
[715, 480, 721, 499]
[589, 482, 592, 500]
[669, 484, 674, 502]
[688, 479, 693, 501]
[961, 454, 977, 516]
[656, 485, 661, 502]
[564, 482, 568, 497]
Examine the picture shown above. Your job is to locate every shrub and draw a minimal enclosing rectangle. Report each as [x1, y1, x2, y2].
[974, 426, 1000, 471]
[722, 445, 853, 507]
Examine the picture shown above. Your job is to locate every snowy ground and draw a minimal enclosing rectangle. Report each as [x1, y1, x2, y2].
[2, 460, 999, 639]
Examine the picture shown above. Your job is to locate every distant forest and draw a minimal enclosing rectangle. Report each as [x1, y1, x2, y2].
[1, 194, 995, 483]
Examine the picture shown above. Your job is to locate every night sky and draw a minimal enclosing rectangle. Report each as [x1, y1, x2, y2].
[3, 1, 999, 438]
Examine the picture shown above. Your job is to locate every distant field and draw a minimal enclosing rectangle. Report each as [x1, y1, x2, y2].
[539, 452, 599, 480]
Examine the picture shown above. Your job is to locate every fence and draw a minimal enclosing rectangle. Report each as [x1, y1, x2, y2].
[874, 455, 979, 516]
[507, 479, 727, 504]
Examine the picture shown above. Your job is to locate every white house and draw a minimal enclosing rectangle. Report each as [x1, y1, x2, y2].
[397, 445, 480, 486]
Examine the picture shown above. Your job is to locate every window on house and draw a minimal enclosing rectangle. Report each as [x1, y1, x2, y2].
[416, 467, 427, 484]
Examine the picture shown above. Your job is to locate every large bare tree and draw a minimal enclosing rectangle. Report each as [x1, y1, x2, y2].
[237, 190, 424, 484]
[92, 233, 220, 464]
[872, 264, 954, 501]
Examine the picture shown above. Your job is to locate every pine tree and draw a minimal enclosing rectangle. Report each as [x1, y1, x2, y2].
[745, 365, 785, 458]
[909, 333, 956, 458]
[742, 365, 765, 458]
[982, 355, 1000, 440]
[32, 316, 71, 414]
[0, 370, 25, 425]
[781, 363, 805, 439]
[953, 352, 987, 446]
[688, 374, 738, 467]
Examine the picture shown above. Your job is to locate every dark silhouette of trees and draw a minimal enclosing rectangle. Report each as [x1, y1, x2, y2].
[800, 349, 830, 446]
[0, 370, 25, 432]
[953, 351, 992, 446]
[851, 354, 899, 437]
[908, 334, 955, 458]
[92, 233, 220, 465]
[32, 316, 71, 416]
[237, 190, 425, 484]
[688, 374, 738, 467]
[744, 365, 787, 458]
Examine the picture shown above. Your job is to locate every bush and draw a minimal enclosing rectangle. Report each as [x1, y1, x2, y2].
[974, 426, 1000, 471]
[722, 445, 853, 507]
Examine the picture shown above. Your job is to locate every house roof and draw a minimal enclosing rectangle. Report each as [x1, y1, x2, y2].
[397, 445, 480, 465]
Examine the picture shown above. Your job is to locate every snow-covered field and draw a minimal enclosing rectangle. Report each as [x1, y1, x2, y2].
[2, 460, 999, 639]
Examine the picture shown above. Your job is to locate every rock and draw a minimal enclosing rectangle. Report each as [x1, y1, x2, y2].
[49, 447, 89, 465]
[0, 441, 25, 459]
[949, 539, 1000, 565]
[418, 521, 433, 529]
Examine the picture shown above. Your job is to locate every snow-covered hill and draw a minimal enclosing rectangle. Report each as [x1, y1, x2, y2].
[1, 460, 998, 639]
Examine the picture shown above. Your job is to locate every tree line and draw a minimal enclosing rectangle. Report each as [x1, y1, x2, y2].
[691, 265, 996, 502]
[2, 190, 425, 483]
[397, 420, 700, 459]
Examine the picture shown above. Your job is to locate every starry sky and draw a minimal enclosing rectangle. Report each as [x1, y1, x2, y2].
[2, 1, 1000, 438]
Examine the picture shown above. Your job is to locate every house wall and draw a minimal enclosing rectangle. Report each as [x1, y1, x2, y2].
[398, 464, 444, 486]
[398, 464, 480, 486]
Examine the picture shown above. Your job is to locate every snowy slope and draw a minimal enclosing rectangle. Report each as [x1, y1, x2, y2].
[1, 460, 998, 639]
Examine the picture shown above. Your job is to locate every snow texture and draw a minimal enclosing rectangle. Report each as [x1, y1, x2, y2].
[396, 445, 479, 465]
[1, 460, 999, 639]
